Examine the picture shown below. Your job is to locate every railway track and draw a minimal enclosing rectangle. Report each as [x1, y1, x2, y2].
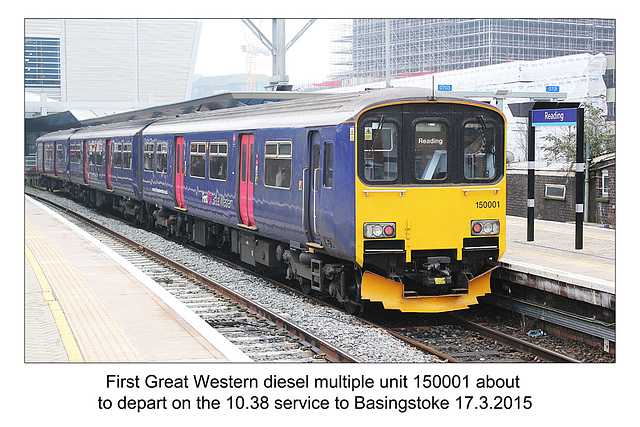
[385, 315, 580, 362]
[26, 188, 586, 363]
[30, 194, 359, 363]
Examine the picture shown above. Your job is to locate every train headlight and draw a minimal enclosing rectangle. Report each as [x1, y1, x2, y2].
[364, 222, 396, 239]
[471, 220, 500, 236]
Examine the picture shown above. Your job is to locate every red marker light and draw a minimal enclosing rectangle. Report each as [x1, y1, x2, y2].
[384, 225, 394, 236]
[472, 223, 483, 234]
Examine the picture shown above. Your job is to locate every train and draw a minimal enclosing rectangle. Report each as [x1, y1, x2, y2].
[33, 87, 506, 313]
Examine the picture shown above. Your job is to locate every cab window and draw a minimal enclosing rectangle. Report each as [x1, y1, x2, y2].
[414, 121, 448, 180]
[463, 120, 496, 180]
[363, 122, 398, 182]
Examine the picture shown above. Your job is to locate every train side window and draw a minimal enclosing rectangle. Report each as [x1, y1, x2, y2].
[415, 121, 448, 180]
[123, 143, 132, 169]
[113, 143, 122, 168]
[323, 141, 334, 188]
[463, 120, 496, 180]
[156, 142, 168, 173]
[96, 142, 103, 166]
[209, 141, 228, 181]
[264, 140, 291, 189]
[190, 142, 206, 178]
[144, 143, 154, 171]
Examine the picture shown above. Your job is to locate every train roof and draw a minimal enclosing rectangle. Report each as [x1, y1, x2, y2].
[36, 88, 500, 142]
[142, 87, 489, 135]
[69, 118, 158, 139]
[36, 127, 79, 142]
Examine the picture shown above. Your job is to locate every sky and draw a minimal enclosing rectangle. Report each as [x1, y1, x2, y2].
[194, 19, 339, 87]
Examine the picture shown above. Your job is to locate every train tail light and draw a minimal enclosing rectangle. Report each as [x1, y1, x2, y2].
[364, 222, 396, 239]
[471, 219, 500, 236]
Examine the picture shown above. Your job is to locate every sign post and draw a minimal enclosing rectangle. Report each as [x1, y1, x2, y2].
[528, 104, 585, 249]
[575, 108, 585, 249]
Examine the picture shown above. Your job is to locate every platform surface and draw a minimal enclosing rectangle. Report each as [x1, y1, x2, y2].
[502, 215, 615, 293]
[24, 196, 251, 363]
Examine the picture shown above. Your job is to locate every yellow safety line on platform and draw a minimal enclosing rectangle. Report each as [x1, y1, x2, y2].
[25, 244, 84, 363]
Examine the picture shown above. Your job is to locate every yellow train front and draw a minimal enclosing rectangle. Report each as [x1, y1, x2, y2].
[354, 95, 506, 313]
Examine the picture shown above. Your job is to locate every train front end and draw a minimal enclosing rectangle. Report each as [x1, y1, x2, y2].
[355, 97, 506, 313]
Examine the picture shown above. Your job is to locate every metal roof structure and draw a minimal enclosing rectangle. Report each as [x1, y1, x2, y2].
[26, 91, 324, 133]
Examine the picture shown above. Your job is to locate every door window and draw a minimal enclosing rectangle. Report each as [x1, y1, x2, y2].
[190, 142, 206, 178]
[323, 142, 333, 188]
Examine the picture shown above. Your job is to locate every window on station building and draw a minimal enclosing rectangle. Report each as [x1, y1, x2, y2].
[601, 170, 610, 197]
[544, 184, 566, 200]
[24, 37, 61, 90]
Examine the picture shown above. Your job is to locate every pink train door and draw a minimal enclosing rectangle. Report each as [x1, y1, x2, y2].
[174, 136, 186, 209]
[105, 139, 113, 191]
[53, 142, 58, 177]
[238, 134, 255, 227]
[82, 140, 88, 184]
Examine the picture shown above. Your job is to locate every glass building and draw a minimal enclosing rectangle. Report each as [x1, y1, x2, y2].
[332, 19, 615, 82]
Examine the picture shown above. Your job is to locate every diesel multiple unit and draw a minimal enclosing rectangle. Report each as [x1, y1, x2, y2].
[35, 88, 506, 313]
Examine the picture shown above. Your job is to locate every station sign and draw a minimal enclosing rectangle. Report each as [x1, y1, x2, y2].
[546, 85, 560, 92]
[532, 108, 577, 127]
[437, 84, 452, 92]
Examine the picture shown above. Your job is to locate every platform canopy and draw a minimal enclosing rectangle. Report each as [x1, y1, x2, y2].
[26, 91, 323, 133]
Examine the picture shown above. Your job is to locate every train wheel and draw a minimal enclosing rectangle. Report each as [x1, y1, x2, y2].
[299, 278, 312, 295]
[343, 300, 362, 314]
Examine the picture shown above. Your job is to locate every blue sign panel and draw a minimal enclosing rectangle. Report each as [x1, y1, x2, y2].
[546, 85, 560, 92]
[437, 84, 452, 91]
[532, 108, 578, 126]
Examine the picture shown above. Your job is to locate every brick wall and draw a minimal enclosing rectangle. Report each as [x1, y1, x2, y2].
[506, 153, 615, 226]
[588, 157, 615, 227]
[506, 170, 577, 222]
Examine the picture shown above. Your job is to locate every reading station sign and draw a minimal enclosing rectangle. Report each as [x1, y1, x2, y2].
[531, 108, 578, 127]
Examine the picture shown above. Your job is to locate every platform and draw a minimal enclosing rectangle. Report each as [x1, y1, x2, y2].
[24, 195, 252, 363]
[499, 215, 615, 309]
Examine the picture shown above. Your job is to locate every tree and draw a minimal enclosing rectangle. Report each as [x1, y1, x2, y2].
[541, 103, 615, 163]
